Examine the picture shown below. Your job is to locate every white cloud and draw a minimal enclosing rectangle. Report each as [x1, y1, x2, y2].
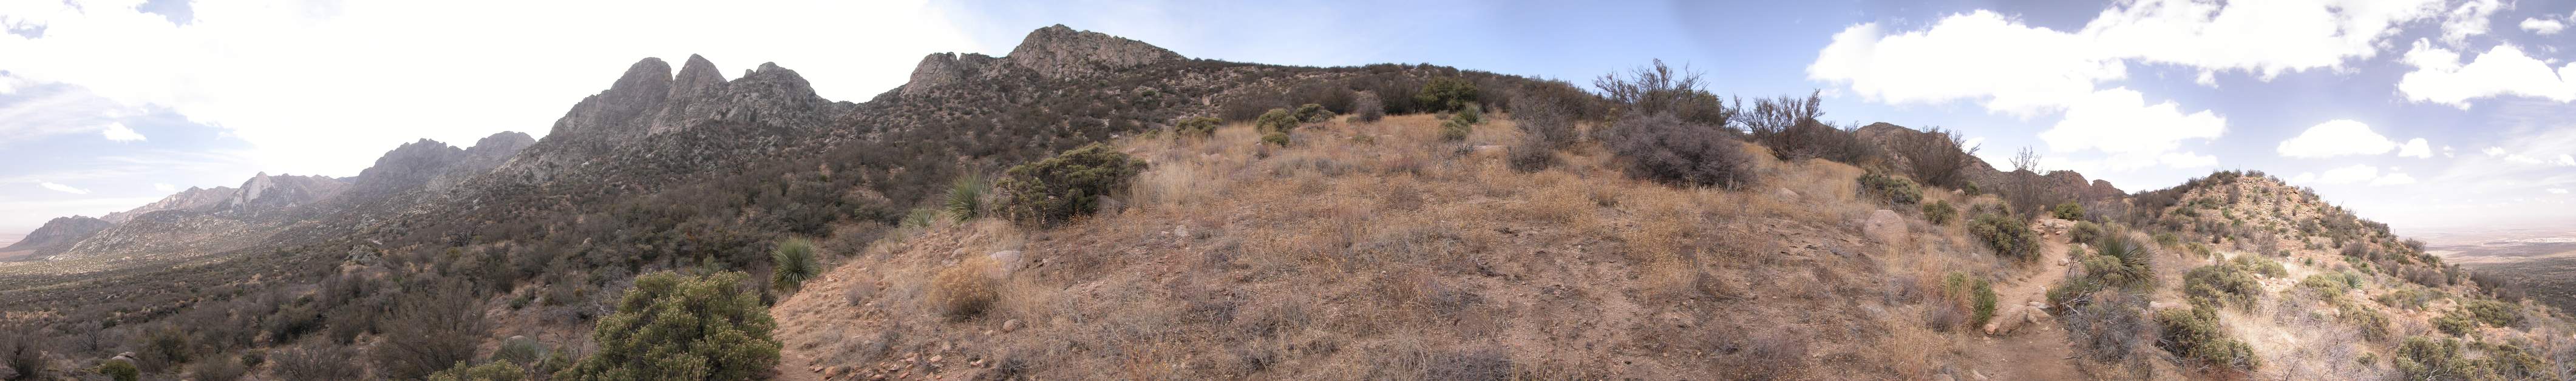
[2277, 120, 2398, 158]
[1812, 0, 2443, 114]
[2557, 155, 2576, 166]
[2371, 172, 2419, 186]
[1808, 12, 2119, 116]
[2438, 0, 2505, 45]
[2553, 188, 2571, 194]
[0, 0, 980, 177]
[2040, 87, 2226, 159]
[99, 122, 143, 142]
[152, 183, 174, 192]
[2398, 138, 2432, 158]
[2526, 18, 2569, 35]
[2316, 164, 2381, 184]
[2397, 41, 2576, 108]
[2080, 0, 2444, 79]
[37, 181, 88, 195]
[2160, 152, 2220, 168]
[2292, 172, 2319, 183]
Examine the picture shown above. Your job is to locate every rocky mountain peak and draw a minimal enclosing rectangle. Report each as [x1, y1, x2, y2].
[470, 131, 536, 155]
[1006, 24, 1181, 79]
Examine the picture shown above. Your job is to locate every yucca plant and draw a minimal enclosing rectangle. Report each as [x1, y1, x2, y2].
[770, 238, 819, 290]
[944, 174, 987, 221]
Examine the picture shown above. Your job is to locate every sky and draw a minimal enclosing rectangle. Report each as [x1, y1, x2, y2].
[1, 0, 2572, 238]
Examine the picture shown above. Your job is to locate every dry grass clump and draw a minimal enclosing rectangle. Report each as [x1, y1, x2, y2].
[931, 257, 1001, 319]
[762, 113, 2037, 379]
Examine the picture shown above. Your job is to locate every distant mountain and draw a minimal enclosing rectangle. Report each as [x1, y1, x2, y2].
[0, 216, 112, 260]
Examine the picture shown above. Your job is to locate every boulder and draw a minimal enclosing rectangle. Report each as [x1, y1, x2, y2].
[987, 251, 1024, 278]
[1775, 188, 1800, 200]
[1863, 210, 1906, 243]
[1002, 319, 1025, 333]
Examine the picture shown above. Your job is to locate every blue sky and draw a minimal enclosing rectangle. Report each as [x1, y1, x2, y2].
[2, 0, 2572, 238]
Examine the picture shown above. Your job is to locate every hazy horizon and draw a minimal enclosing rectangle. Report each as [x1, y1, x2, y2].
[5, 0, 2574, 238]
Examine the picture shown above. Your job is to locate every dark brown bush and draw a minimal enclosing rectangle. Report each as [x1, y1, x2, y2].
[1591, 59, 1733, 126]
[368, 283, 488, 380]
[1602, 112, 1757, 189]
[1350, 91, 1384, 123]
[273, 345, 365, 380]
[1511, 91, 1577, 150]
[1893, 126, 1979, 188]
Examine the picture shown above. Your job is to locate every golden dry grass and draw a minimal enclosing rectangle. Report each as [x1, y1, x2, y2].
[764, 113, 2121, 380]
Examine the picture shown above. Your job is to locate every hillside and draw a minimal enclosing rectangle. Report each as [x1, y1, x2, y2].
[0, 24, 2566, 381]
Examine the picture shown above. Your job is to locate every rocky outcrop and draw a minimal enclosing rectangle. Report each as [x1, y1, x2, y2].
[1008, 24, 1183, 79]
[493, 54, 843, 186]
[0, 215, 112, 259]
[897, 25, 1180, 97]
[101, 186, 236, 223]
[221, 172, 347, 214]
[348, 132, 534, 197]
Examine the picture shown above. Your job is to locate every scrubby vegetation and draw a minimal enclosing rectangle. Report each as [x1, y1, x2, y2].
[2156, 306, 2259, 370]
[558, 271, 779, 380]
[996, 143, 1148, 226]
[1968, 214, 2039, 262]
[1857, 172, 1920, 206]
[770, 238, 820, 290]
[1921, 200, 1955, 224]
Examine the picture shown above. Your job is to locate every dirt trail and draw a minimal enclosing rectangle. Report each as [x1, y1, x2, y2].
[1962, 224, 2084, 380]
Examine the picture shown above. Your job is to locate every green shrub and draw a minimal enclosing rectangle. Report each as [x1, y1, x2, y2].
[2396, 337, 2496, 380]
[1256, 108, 1298, 132]
[558, 271, 780, 381]
[1416, 77, 1479, 112]
[771, 238, 820, 290]
[2070, 221, 2103, 244]
[2231, 255, 2286, 278]
[1455, 103, 1484, 125]
[96, 359, 138, 381]
[2183, 264, 2262, 309]
[1439, 121, 1471, 142]
[1969, 214, 2041, 262]
[2052, 202, 2084, 220]
[372, 285, 491, 380]
[1922, 201, 1956, 225]
[2085, 234, 2156, 289]
[1174, 116, 1222, 137]
[2433, 309, 2479, 335]
[2297, 274, 2351, 300]
[943, 174, 985, 221]
[995, 143, 1147, 227]
[1857, 173, 1921, 206]
[1261, 131, 1291, 146]
[2155, 306, 2258, 369]
[430, 360, 528, 381]
[1293, 103, 1335, 123]
[2463, 299, 2522, 328]
[2337, 302, 2391, 342]
[1944, 273, 1998, 327]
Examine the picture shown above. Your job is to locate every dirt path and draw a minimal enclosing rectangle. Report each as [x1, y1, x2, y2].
[1963, 224, 2084, 380]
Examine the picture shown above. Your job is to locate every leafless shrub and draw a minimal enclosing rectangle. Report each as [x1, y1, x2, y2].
[1893, 126, 1979, 188]
[1592, 59, 1733, 126]
[1351, 91, 1385, 123]
[2062, 291, 2154, 377]
[272, 345, 365, 380]
[1602, 112, 1758, 189]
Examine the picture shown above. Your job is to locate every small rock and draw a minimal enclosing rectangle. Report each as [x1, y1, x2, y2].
[2149, 301, 2168, 310]
[827, 366, 851, 379]
[1002, 319, 1025, 333]
[1972, 369, 1990, 380]
[1471, 145, 1507, 157]
[1775, 188, 1800, 200]
[1863, 209, 1905, 243]
[929, 355, 944, 363]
